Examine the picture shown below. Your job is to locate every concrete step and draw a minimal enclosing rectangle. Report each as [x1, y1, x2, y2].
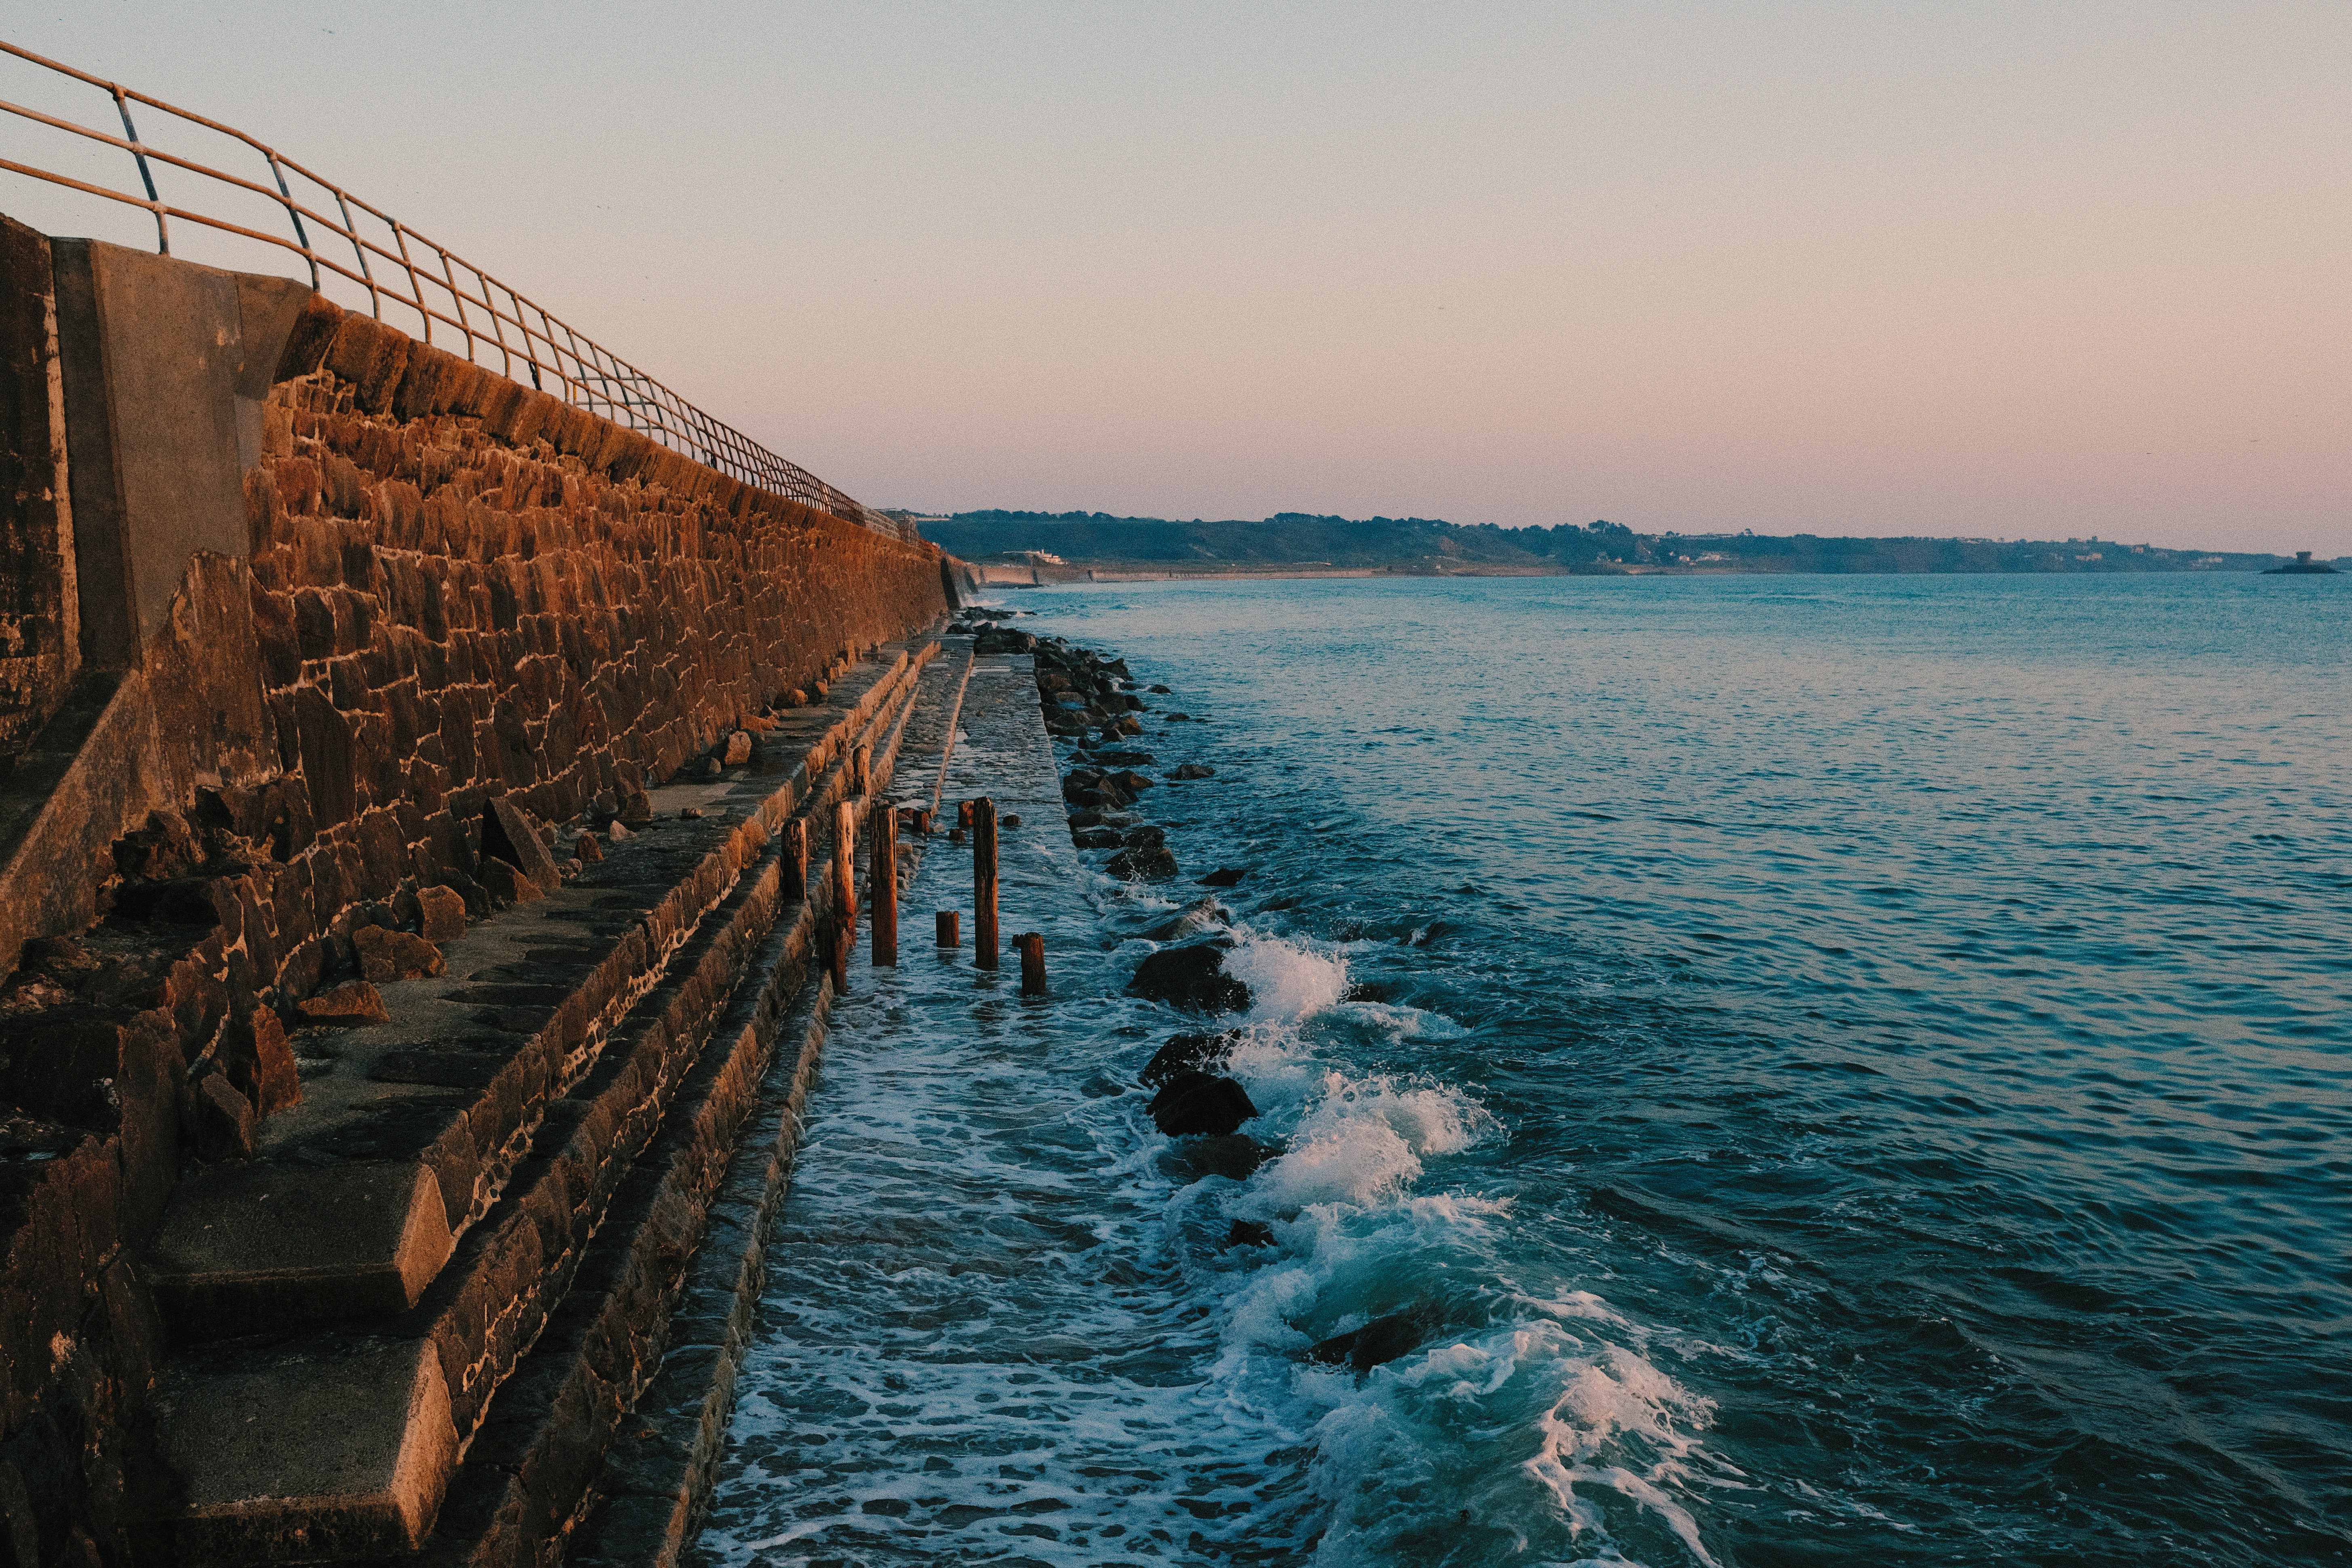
[145, 639, 946, 1564]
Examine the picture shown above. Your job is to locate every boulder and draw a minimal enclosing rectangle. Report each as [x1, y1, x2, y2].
[353, 926, 445, 983]
[723, 730, 754, 765]
[193, 1073, 257, 1162]
[1170, 763, 1216, 781]
[1106, 844, 1179, 881]
[1149, 684, 1172, 694]
[1139, 897, 1229, 943]
[1147, 1071, 1259, 1137]
[482, 796, 562, 894]
[477, 858, 542, 907]
[575, 832, 604, 863]
[417, 885, 467, 943]
[1158, 1134, 1277, 1183]
[1074, 829, 1122, 850]
[1308, 1308, 1438, 1374]
[297, 980, 390, 1027]
[1198, 867, 1249, 888]
[1141, 1030, 1240, 1087]
[1130, 941, 1249, 1012]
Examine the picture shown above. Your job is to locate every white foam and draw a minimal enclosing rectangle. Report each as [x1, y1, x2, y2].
[1225, 932, 1350, 1022]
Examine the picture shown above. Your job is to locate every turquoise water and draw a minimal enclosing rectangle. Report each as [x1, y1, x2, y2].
[699, 575, 2350, 1567]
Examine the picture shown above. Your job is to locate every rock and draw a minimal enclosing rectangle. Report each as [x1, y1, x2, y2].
[948, 828, 966, 844]
[1165, 713, 1191, 722]
[618, 783, 654, 825]
[353, 926, 446, 983]
[1147, 1071, 1259, 1137]
[590, 789, 619, 821]
[1170, 762, 1216, 781]
[1106, 844, 1180, 881]
[999, 814, 1021, 828]
[1122, 825, 1166, 848]
[417, 885, 467, 943]
[1141, 1030, 1240, 1087]
[700, 757, 723, 780]
[250, 1009, 301, 1114]
[607, 821, 635, 842]
[1150, 684, 1172, 694]
[723, 730, 754, 766]
[1343, 980, 1396, 1004]
[1198, 867, 1249, 888]
[193, 1073, 257, 1162]
[1074, 829, 1122, 850]
[678, 806, 705, 820]
[477, 857, 542, 906]
[1224, 1219, 1276, 1250]
[483, 796, 562, 895]
[297, 980, 390, 1027]
[1066, 808, 1105, 828]
[1140, 897, 1229, 942]
[1129, 941, 1247, 1012]
[1159, 1134, 1278, 1183]
[1110, 770, 1155, 793]
[1308, 1308, 1437, 1374]
[574, 833, 603, 864]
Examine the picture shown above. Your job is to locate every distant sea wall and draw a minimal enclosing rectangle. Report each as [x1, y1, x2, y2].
[0, 209, 952, 1564]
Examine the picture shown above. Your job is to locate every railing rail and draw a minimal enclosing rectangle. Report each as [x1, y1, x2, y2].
[0, 38, 912, 539]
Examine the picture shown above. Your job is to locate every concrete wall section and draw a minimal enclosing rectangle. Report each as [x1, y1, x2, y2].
[0, 214, 79, 760]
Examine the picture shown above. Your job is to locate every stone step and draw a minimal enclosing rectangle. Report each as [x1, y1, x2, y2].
[410, 648, 974, 1566]
[145, 638, 945, 1564]
[144, 647, 927, 1344]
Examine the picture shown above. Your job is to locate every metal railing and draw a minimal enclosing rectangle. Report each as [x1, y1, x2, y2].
[0, 38, 912, 539]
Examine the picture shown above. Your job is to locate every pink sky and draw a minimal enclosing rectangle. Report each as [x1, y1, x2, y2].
[7, 3, 2347, 552]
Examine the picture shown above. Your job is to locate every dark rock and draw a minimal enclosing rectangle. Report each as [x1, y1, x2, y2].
[1164, 713, 1191, 722]
[1130, 942, 1248, 1013]
[1198, 867, 1249, 888]
[1106, 844, 1179, 881]
[1141, 1030, 1240, 1087]
[1169, 762, 1216, 781]
[1073, 829, 1122, 850]
[575, 832, 603, 863]
[1147, 1071, 1259, 1137]
[1139, 897, 1228, 942]
[1157, 1133, 1278, 1183]
[1122, 825, 1166, 848]
[999, 814, 1021, 828]
[482, 796, 561, 894]
[1224, 1219, 1276, 1250]
[1065, 808, 1105, 828]
[1091, 750, 1156, 766]
[1342, 980, 1397, 1004]
[1307, 1307, 1437, 1373]
[1149, 684, 1172, 694]
[477, 857, 542, 907]
[417, 885, 467, 943]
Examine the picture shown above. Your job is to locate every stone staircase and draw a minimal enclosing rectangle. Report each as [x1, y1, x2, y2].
[141, 633, 977, 1564]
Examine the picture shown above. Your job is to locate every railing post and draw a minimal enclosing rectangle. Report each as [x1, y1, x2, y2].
[871, 804, 898, 967]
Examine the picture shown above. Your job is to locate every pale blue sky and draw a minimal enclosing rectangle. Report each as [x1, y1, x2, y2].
[6, 3, 2347, 551]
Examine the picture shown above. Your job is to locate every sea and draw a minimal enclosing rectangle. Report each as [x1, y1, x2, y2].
[693, 573, 2350, 1568]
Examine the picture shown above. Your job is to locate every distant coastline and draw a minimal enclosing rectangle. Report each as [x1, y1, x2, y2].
[890, 509, 2337, 578]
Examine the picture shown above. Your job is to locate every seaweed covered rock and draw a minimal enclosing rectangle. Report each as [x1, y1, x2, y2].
[1127, 941, 1249, 1014]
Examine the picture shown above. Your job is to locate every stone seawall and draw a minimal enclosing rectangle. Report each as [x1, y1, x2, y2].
[0, 212, 955, 1566]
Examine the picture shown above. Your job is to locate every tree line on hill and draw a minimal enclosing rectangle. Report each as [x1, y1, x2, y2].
[903, 511, 2301, 573]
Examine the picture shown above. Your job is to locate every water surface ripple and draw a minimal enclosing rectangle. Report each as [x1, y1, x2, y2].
[701, 575, 2349, 1568]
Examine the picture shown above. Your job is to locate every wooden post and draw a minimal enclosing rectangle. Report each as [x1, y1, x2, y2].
[1017, 932, 1046, 996]
[832, 799, 857, 941]
[971, 796, 998, 970]
[852, 743, 872, 796]
[871, 804, 898, 966]
[781, 817, 809, 902]
[825, 918, 850, 995]
[957, 799, 974, 830]
[935, 909, 959, 947]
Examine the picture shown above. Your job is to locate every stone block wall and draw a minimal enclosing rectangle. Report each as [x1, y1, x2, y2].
[0, 215, 78, 760]
[0, 255, 947, 1564]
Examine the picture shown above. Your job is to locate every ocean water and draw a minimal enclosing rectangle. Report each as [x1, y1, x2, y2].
[695, 574, 2350, 1568]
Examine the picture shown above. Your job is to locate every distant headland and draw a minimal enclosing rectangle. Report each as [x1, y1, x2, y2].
[891, 510, 2341, 579]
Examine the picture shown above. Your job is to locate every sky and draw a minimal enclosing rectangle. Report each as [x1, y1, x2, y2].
[4, 3, 2348, 553]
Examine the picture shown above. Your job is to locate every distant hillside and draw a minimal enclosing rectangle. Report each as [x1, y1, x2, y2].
[917, 511, 2306, 574]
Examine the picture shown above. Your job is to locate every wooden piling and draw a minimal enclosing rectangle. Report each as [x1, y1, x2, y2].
[832, 799, 857, 941]
[781, 817, 809, 902]
[852, 743, 872, 796]
[872, 804, 899, 966]
[957, 799, 975, 830]
[1017, 932, 1046, 996]
[936, 909, 959, 947]
[825, 918, 850, 995]
[972, 796, 998, 970]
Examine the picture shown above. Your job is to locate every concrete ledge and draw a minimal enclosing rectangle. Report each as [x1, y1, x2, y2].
[157, 1336, 459, 1562]
[148, 1161, 454, 1335]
